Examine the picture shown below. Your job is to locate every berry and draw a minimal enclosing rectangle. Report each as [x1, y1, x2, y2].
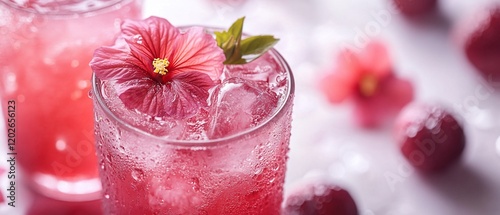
[394, 103, 465, 173]
[392, 0, 437, 17]
[283, 182, 358, 215]
[457, 5, 500, 84]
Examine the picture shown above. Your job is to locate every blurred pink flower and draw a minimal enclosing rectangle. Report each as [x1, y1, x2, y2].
[90, 16, 225, 119]
[319, 41, 414, 128]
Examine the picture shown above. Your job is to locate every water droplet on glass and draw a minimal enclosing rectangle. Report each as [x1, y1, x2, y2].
[105, 153, 113, 163]
[271, 163, 280, 171]
[133, 34, 143, 44]
[269, 177, 275, 183]
[94, 112, 101, 122]
[189, 177, 200, 191]
[207, 150, 213, 157]
[119, 145, 126, 154]
[131, 168, 144, 181]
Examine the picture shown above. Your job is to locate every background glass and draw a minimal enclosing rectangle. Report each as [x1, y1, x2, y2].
[0, 0, 143, 201]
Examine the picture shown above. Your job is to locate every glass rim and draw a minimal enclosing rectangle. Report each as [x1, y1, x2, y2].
[0, 0, 137, 18]
[91, 47, 295, 147]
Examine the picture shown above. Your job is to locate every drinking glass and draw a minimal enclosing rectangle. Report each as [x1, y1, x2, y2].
[0, 0, 143, 201]
[91, 41, 295, 214]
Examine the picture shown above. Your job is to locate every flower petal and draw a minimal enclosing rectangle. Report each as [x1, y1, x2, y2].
[380, 76, 414, 110]
[120, 17, 181, 75]
[122, 16, 180, 60]
[353, 96, 387, 128]
[115, 78, 165, 116]
[90, 38, 146, 83]
[319, 72, 356, 103]
[361, 41, 392, 78]
[116, 71, 215, 118]
[170, 27, 226, 80]
[319, 49, 363, 103]
[336, 48, 364, 79]
[352, 75, 414, 128]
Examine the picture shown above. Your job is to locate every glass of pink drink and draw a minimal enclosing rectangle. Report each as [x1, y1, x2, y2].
[91, 22, 294, 214]
[0, 0, 143, 200]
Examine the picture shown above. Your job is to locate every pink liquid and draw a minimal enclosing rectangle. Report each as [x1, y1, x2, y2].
[0, 0, 143, 200]
[93, 48, 294, 214]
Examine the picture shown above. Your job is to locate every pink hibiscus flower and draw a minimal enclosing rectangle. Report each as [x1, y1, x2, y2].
[90, 16, 226, 118]
[319, 41, 414, 128]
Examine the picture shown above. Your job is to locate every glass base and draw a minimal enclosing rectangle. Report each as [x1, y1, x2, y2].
[29, 172, 102, 202]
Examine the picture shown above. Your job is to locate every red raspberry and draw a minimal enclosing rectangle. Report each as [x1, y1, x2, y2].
[392, 0, 437, 17]
[456, 5, 500, 84]
[283, 182, 358, 215]
[394, 103, 465, 173]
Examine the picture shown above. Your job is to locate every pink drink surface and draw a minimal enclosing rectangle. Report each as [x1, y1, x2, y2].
[94, 50, 294, 214]
[0, 0, 142, 194]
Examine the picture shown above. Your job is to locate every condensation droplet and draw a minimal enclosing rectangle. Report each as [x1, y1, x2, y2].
[254, 167, 263, 175]
[133, 34, 143, 44]
[105, 153, 113, 163]
[271, 163, 280, 171]
[269, 177, 275, 183]
[118, 145, 126, 154]
[190, 177, 200, 191]
[131, 168, 144, 181]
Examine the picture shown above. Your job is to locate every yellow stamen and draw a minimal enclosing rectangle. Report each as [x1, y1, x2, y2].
[152, 58, 170, 75]
[359, 74, 378, 97]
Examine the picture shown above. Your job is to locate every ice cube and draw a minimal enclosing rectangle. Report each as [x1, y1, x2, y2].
[208, 78, 279, 139]
[224, 52, 285, 86]
[148, 175, 203, 214]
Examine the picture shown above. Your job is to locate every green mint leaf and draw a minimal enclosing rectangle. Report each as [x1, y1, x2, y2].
[228, 17, 244, 44]
[240, 35, 279, 62]
[215, 17, 279, 65]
